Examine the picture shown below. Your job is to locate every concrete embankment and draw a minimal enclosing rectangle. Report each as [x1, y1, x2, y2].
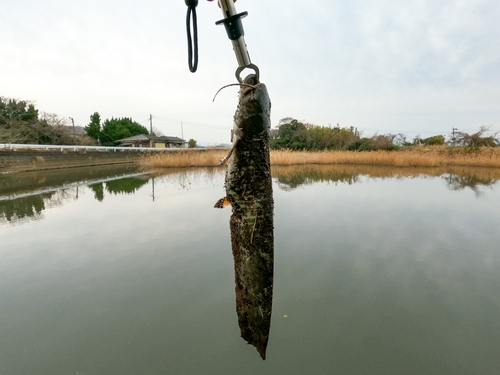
[0, 149, 143, 174]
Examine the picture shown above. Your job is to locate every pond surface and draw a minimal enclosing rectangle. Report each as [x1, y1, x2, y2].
[1, 165, 500, 375]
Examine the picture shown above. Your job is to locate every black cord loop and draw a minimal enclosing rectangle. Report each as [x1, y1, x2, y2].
[186, 0, 198, 72]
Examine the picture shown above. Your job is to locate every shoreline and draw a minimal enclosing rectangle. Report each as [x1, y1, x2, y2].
[139, 146, 500, 169]
[2, 146, 500, 174]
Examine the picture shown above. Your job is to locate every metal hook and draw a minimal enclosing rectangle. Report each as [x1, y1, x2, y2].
[236, 64, 259, 83]
[216, 0, 259, 82]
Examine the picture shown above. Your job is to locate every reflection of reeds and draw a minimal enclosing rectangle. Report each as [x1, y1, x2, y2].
[271, 164, 500, 181]
[271, 164, 500, 194]
[140, 147, 500, 169]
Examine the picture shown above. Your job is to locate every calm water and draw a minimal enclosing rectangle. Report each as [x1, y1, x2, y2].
[1, 165, 500, 374]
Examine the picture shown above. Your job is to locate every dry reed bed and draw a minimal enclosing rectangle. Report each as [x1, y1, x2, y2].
[139, 147, 500, 169]
[139, 149, 227, 168]
[271, 147, 500, 168]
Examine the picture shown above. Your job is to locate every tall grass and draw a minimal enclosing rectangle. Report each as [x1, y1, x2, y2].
[139, 146, 500, 169]
[271, 147, 500, 168]
[139, 149, 227, 168]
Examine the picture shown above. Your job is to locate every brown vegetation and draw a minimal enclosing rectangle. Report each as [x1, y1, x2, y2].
[139, 146, 500, 169]
[271, 146, 500, 167]
[139, 149, 228, 168]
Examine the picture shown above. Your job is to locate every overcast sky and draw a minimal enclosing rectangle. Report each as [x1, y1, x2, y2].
[2, 0, 499, 145]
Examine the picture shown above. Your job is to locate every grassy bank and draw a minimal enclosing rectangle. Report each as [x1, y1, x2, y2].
[139, 146, 500, 169]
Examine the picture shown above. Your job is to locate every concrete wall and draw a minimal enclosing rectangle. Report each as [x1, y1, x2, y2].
[0, 149, 143, 173]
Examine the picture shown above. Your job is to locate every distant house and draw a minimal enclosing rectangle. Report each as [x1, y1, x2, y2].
[117, 135, 186, 148]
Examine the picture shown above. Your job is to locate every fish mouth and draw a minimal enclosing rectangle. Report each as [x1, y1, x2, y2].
[241, 74, 259, 96]
[243, 73, 259, 86]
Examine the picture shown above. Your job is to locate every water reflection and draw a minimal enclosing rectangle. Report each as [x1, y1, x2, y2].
[271, 164, 500, 193]
[2, 165, 499, 225]
[1, 174, 151, 222]
[0, 191, 68, 224]
[89, 182, 104, 202]
[105, 176, 149, 195]
[88, 177, 149, 203]
[444, 173, 497, 195]
[0, 167, 226, 224]
[0, 165, 143, 223]
[0, 164, 139, 196]
[272, 166, 360, 191]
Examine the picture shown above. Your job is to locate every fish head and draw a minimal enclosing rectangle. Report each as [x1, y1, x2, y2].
[237, 74, 271, 137]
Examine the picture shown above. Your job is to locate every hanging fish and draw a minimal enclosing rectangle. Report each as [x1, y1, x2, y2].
[215, 74, 274, 360]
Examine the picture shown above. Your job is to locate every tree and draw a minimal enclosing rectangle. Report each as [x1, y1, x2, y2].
[271, 118, 308, 150]
[0, 97, 38, 127]
[453, 126, 498, 147]
[99, 117, 149, 146]
[150, 126, 164, 137]
[0, 97, 71, 145]
[271, 118, 360, 151]
[41, 112, 76, 145]
[188, 138, 197, 148]
[85, 112, 101, 142]
[421, 135, 445, 145]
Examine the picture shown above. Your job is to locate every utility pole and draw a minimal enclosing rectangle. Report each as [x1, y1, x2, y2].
[69, 117, 75, 144]
[181, 122, 184, 146]
[452, 127, 458, 146]
[150, 114, 153, 135]
[151, 177, 155, 202]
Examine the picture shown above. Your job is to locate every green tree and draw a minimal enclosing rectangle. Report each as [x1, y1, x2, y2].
[85, 112, 101, 142]
[188, 138, 197, 148]
[0, 97, 72, 145]
[349, 134, 399, 151]
[271, 118, 360, 151]
[271, 118, 308, 150]
[0, 97, 39, 127]
[99, 117, 149, 146]
[422, 135, 445, 145]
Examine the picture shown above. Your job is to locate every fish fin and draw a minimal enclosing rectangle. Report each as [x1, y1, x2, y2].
[218, 131, 241, 165]
[214, 196, 231, 209]
[218, 148, 233, 166]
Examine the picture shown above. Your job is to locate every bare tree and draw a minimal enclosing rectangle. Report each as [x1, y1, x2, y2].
[454, 126, 499, 147]
[150, 126, 164, 137]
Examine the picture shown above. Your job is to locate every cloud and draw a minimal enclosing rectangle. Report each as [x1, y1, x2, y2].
[1, 0, 499, 143]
